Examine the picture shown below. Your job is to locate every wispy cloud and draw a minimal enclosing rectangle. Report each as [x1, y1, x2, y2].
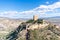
[0, 1, 60, 18]
[19, 1, 60, 18]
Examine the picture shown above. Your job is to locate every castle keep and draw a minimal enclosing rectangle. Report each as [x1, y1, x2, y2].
[33, 15, 38, 21]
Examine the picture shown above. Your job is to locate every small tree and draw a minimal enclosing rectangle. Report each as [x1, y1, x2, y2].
[37, 19, 43, 24]
[26, 19, 34, 23]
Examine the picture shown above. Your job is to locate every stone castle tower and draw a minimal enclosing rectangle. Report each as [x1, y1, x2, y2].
[33, 15, 38, 21]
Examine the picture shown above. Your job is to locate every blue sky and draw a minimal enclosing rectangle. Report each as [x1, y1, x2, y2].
[0, 0, 60, 19]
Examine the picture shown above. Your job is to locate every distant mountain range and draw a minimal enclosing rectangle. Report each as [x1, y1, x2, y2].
[0, 16, 60, 20]
[48, 16, 60, 18]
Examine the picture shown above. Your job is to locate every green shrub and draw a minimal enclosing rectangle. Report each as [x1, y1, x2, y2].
[26, 19, 34, 23]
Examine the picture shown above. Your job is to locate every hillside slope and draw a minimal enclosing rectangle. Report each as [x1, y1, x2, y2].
[0, 18, 24, 40]
[28, 24, 60, 40]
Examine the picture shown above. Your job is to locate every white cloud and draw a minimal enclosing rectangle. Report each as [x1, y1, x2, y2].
[35, 2, 60, 13]
[46, 1, 50, 4]
[19, 1, 60, 18]
[20, 1, 60, 14]
[0, 1, 60, 18]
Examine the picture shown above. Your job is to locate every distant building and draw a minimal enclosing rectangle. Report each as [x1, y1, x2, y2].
[33, 15, 38, 21]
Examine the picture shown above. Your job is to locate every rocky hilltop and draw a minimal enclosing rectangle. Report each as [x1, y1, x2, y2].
[0, 17, 60, 40]
[6, 18, 60, 40]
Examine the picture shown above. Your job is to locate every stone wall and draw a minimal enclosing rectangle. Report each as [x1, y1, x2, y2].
[28, 23, 49, 30]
